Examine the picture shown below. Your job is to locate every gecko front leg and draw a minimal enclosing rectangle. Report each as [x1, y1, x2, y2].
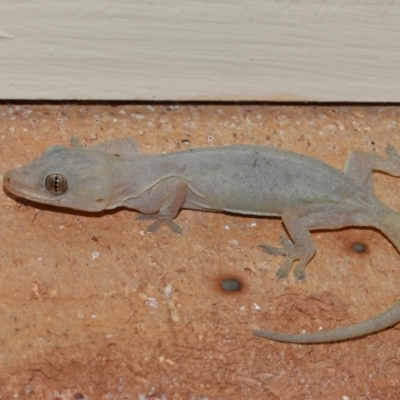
[128, 177, 188, 234]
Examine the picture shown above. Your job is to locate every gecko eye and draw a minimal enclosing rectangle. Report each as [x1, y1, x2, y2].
[45, 174, 68, 195]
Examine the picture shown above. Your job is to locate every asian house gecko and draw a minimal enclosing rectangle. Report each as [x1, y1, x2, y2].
[4, 137, 400, 344]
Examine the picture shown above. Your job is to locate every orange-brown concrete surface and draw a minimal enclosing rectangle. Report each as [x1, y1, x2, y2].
[1, 104, 400, 399]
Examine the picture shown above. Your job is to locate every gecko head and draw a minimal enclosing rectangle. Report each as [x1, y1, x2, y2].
[3, 145, 115, 212]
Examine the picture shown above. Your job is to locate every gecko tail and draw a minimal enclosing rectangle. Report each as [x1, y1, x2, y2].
[380, 211, 400, 254]
[253, 211, 400, 344]
[253, 297, 400, 343]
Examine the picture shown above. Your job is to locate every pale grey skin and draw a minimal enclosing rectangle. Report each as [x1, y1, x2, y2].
[4, 138, 400, 344]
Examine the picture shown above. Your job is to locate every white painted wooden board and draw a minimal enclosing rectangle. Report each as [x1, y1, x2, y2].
[0, 0, 399, 101]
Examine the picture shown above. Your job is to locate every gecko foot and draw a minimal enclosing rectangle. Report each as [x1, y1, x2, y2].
[260, 236, 306, 280]
[136, 214, 183, 234]
[144, 220, 183, 234]
[385, 143, 400, 158]
[136, 213, 183, 234]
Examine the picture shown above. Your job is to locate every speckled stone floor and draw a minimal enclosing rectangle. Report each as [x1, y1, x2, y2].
[1, 104, 400, 399]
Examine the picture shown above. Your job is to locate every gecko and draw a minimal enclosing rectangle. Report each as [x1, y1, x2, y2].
[4, 137, 400, 344]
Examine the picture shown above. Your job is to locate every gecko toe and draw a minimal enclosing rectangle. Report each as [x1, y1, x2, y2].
[167, 221, 183, 235]
[260, 236, 294, 256]
[293, 264, 307, 281]
[260, 244, 287, 256]
[275, 259, 293, 280]
[144, 220, 163, 233]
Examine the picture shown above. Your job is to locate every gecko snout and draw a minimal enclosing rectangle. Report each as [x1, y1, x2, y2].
[3, 171, 12, 190]
[3, 169, 28, 197]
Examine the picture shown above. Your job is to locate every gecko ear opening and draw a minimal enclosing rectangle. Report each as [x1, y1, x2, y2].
[45, 174, 68, 195]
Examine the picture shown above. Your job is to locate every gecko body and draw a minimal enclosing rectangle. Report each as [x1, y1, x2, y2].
[4, 138, 400, 343]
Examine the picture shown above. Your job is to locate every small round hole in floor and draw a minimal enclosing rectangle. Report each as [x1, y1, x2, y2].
[220, 279, 241, 291]
[352, 243, 366, 253]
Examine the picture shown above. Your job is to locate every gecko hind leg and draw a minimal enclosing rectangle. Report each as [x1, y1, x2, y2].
[344, 144, 400, 193]
[259, 203, 369, 281]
